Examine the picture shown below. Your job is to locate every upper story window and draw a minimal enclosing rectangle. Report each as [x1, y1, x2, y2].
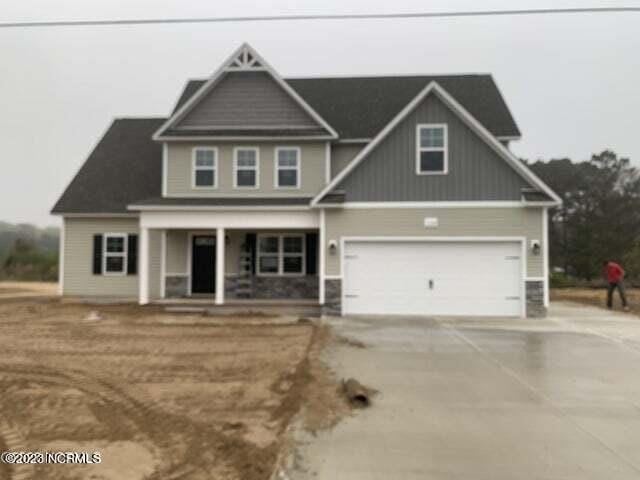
[193, 148, 217, 188]
[416, 124, 448, 175]
[234, 147, 259, 188]
[104, 233, 127, 275]
[275, 147, 301, 189]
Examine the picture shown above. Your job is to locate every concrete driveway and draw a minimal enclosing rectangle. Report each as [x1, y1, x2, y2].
[291, 302, 640, 480]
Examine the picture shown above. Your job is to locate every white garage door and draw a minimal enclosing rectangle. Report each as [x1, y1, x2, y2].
[343, 241, 523, 317]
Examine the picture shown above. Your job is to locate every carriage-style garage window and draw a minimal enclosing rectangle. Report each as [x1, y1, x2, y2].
[257, 234, 305, 276]
[234, 147, 259, 188]
[193, 148, 217, 188]
[275, 147, 300, 188]
[103, 233, 127, 275]
[416, 124, 448, 175]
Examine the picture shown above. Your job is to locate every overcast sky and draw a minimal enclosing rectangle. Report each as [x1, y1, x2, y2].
[1, 0, 638, 226]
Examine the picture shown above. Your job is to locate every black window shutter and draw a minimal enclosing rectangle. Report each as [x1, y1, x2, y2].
[246, 233, 257, 274]
[92, 234, 103, 275]
[127, 234, 138, 275]
[305, 233, 318, 275]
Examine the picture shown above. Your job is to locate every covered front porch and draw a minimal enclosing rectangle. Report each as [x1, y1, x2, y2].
[137, 209, 324, 307]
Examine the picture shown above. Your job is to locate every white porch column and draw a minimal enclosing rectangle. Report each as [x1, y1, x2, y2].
[216, 227, 225, 305]
[139, 227, 150, 305]
[319, 209, 326, 305]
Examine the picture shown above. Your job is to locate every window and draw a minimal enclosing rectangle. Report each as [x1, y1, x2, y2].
[257, 234, 305, 275]
[193, 148, 217, 188]
[234, 148, 259, 188]
[416, 124, 448, 174]
[104, 233, 127, 275]
[275, 147, 300, 188]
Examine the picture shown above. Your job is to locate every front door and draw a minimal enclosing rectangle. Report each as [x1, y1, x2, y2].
[191, 236, 216, 294]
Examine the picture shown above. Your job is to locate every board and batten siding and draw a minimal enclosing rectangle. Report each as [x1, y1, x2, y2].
[324, 207, 544, 277]
[166, 142, 326, 196]
[176, 71, 319, 129]
[334, 93, 531, 201]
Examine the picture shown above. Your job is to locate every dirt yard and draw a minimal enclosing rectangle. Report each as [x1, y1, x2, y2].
[0, 283, 350, 480]
[552, 287, 640, 315]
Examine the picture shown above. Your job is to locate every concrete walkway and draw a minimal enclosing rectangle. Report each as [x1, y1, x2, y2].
[291, 302, 640, 480]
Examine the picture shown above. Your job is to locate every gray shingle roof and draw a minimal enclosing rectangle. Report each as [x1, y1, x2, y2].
[174, 75, 520, 139]
[51, 118, 164, 214]
[53, 74, 522, 214]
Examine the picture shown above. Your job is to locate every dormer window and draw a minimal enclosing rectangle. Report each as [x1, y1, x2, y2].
[193, 148, 217, 188]
[234, 147, 259, 188]
[416, 124, 448, 175]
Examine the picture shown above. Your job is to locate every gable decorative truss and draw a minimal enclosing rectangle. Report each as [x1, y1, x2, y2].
[311, 81, 562, 207]
[153, 43, 338, 140]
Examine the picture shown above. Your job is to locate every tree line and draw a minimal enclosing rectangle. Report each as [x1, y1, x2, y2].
[528, 151, 640, 283]
[0, 222, 58, 281]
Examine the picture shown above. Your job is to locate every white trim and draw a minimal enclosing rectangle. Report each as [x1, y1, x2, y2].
[156, 135, 334, 142]
[175, 124, 316, 131]
[311, 81, 562, 206]
[156, 192, 311, 198]
[160, 230, 167, 299]
[58, 218, 65, 296]
[139, 228, 149, 305]
[416, 123, 448, 175]
[325, 274, 343, 280]
[319, 209, 326, 305]
[166, 272, 189, 276]
[274, 146, 301, 189]
[256, 233, 306, 277]
[337, 138, 372, 144]
[153, 43, 338, 140]
[55, 213, 139, 218]
[542, 207, 550, 307]
[130, 205, 311, 212]
[102, 233, 127, 276]
[162, 143, 168, 196]
[233, 147, 260, 189]
[324, 142, 331, 184]
[496, 135, 521, 142]
[340, 235, 527, 318]
[339, 201, 525, 209]
[140, 210, 319, 230]
[187, 232, 193, 296]
[192, 147, 218, 189]
[216, 228, 225, 304]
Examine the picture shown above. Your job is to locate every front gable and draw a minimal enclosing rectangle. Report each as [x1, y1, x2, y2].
[313, 82, 560, 205]
[154, 44, 337, 139]
[176, 71, 322, 130]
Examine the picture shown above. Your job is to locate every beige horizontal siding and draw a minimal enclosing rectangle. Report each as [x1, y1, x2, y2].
[62, 217, 140, 297]
[324, 207, 544, 277]
[166, 142, 327, 196]
[166, 230, 189, 274]
[149, 230, 162, 300]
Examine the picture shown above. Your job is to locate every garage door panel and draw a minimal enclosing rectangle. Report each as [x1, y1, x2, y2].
[343, 241, 522, 317]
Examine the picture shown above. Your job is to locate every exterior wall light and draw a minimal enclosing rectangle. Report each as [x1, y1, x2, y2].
[328, 240, 338, 255]
[531, 240, 541, 256]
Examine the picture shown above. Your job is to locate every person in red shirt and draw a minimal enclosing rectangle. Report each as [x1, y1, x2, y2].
[603, 260, 629, 311]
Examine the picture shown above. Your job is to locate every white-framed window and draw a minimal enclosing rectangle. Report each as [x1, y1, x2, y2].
[192, 147, 217, 188]
[416, 124, 448, 175]
[257, 234, 305, 276]
[275, 147, 301, 189]
[103, 233, 127, 275]
[234, 147, 259, 188]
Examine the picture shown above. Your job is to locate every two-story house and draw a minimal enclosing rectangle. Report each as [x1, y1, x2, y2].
[52, 43, 560, 318]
